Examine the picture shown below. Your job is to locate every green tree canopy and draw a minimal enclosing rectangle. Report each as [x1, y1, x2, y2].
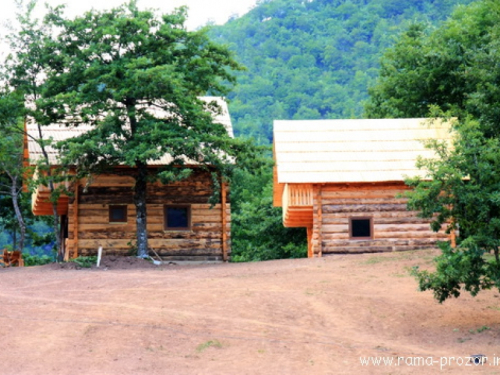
[365, 0, 500, 302]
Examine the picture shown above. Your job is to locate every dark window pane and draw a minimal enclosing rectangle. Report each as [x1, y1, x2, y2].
[166, 207, 189, 228]
[109, 206, 127, 222]
[352, 219, 371, 238]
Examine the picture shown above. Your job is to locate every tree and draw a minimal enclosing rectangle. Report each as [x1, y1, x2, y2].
[5, 0, 64, 258]
[0, 89, 29, 253]
[365, 0, 500, 302]
[33, 1, 254, 258]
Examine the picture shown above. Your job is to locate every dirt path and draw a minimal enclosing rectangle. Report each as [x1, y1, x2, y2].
[0, 250, 499, 374]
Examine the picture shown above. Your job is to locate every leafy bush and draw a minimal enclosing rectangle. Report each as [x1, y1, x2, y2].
[23, 254, 54, 266]
[230, 165, 307, 262]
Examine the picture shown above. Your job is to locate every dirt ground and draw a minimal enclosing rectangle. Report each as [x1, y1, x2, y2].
[1, 250, 500, 375]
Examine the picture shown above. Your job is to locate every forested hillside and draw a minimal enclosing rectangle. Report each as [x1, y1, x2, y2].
[210, 0, 475, 143]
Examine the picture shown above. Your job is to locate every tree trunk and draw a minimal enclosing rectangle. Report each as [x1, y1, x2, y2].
[10, 177, 26, 253]
[134, 161, 149, 258]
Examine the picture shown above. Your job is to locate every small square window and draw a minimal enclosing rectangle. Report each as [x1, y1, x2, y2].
[164, 205, 190, 230]
[349, 217, 373, 239]
[109, 205, 127, 223]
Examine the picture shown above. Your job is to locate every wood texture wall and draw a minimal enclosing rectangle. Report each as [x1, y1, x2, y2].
[65, 169, 231, 261]
[310, 183, 449, 255]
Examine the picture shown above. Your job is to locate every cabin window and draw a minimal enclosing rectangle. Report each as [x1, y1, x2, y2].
[349, 217, 373, 239]
[164, 205, 191, 230]
[109, 205, 127, 223]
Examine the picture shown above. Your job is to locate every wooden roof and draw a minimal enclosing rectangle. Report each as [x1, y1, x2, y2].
[273, 118, 454, 184]
[26, 96, 233, 165]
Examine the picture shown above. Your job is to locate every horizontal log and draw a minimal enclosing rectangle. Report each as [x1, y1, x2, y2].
[321, 197, 408, 205]
[320, 183, 409, 192]
[322, 204, 409, 214]
[374, 231, 449, 239]
[73, 203, 229, 210]
[73, 224, 136, 232]
[73, 230, 224, 240]
[319, 224, 348, 234]
[78, 208, 136, 217]
[320, 189, 408, 199]
[324, 246, 394, 253]
[320, 230, 448, 241]
[323, 244, 437, 254]
[320, 238, 440, 247]
[154, 248, 223, 256]
[374, 223, 438, 232]
[320, 212, 424, 220]
[73, 213, 230, 225]
[374, 217, 437, 225]
[75, 231, 137, 240]
[81, 175, 135, 187]
[69, 238, 223, 250]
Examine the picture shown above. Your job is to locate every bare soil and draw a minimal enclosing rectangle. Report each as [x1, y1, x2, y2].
[1, 250, 499, 375]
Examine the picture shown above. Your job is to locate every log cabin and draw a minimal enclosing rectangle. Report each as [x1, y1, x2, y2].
[273, 118, 455, 257]
[25, 97, 232, 262]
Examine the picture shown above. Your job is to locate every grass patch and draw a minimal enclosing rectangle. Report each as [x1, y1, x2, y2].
[362, 256, 393, 265]
[196, 340, 223, 353]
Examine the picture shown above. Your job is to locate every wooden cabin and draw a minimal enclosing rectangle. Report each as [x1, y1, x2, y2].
[26, 97, 231, 262]
[273, 118, 455, 257]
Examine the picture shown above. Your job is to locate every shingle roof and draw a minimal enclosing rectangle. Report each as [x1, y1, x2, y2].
[273, 118, 454, 183]
[27, 96, 233, 165]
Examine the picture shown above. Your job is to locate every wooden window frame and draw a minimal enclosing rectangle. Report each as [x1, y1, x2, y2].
[349, 217, 373, 240]
[109, 205, 128, 223]
[164, 205, 191, 231]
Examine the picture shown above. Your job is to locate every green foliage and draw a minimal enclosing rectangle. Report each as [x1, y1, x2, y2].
[230, 161, 307, 262]
[71, 256, 98, 268]
[411, 242, 500, 303]
[367, 0, 500, 301]
[23, 254, 54, 266]
[211, 0, 474, 142]
[196, 340, 223, 352]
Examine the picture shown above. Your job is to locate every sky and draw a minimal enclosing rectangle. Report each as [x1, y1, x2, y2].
[0, 0, 259, 58]
[1, 0, 259, 31]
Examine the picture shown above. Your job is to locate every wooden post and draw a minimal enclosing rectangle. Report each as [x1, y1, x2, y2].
[221, 181, 228, 262]
[316, 185, 322, 257]
[450, 218, 457, 248]
[73, 182, 79, 259]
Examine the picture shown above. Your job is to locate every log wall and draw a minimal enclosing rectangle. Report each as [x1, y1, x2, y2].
[66, 170, 231, 261]
[311, 183, 449, 255]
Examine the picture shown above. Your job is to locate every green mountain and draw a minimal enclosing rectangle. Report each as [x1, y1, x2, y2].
[210, 0, 475, 143]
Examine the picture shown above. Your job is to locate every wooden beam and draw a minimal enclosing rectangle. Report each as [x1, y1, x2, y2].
[316, 185, 323, 258]
[73, 182, 79, 259]
[450, 217, 457, 248]
[221, 181, 228, 262]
